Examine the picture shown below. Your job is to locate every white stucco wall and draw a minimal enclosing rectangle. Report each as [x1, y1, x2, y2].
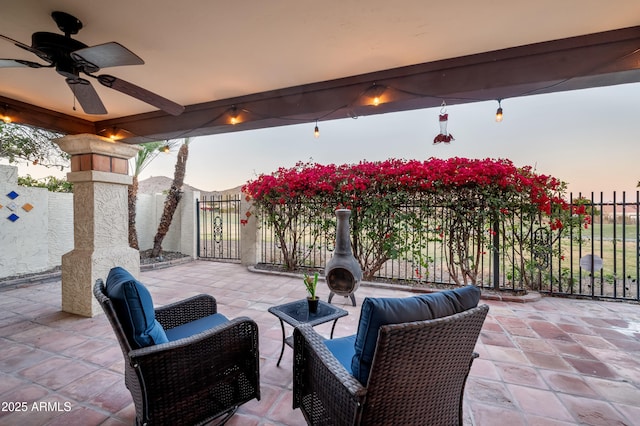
[135, 190, 198, 256]
[0, 165, 51, 276]
[0, 163, 198, 279]
[179, 191, 199, 256]
[47, 192, 74, 269]
[136, 193, 158, 250]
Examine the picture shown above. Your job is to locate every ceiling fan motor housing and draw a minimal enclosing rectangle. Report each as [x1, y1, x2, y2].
[31, 32, 94, 78]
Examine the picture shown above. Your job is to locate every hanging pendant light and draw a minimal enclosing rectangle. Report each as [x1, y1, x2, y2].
[495, 99, 504, 122]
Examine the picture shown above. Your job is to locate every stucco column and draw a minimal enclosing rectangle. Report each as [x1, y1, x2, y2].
[56, 134, 141, 317]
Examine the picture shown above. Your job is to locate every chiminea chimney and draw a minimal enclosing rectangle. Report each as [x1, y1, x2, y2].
[324, 209, 362, 306]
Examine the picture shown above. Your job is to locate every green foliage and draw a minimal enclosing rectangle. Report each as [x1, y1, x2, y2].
[18, 174, 73, 193]
[0, 122, 68, 169]
[303, 272, 318, 299]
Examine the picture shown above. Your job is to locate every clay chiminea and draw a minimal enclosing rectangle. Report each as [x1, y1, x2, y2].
[324, 209, 362, 306]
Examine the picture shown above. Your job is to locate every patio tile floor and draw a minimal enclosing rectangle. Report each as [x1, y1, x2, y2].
[0, 260, 638, 425]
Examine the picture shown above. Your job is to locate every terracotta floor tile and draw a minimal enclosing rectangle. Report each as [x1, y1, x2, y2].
[564, 357, 618, 379]
[266, 390, 307, 426]
[528, 320, 575, 342]
[17, 356, 71, 381]
[539, 370, 599, 397]
[583, 376, 640, 406]
[465, 377, 518, 409]
[508, 384, 574, 422]
[549, 339, 598, 359]
[480, 330, 516, 347]
[513, 335, 556, 354]
[557, 322, 596, 336]
[86, 380, 133, 414]
[58, 369, 122, 402]
[612, 402, 640, 425]
[558, 393, 632, 425]
[483, 344, 531, 365]
[467, 401, 526, 426]
[31, 359, 96, 390]
[0, 372, 27, 396]
[525, 352, 574, 372]
[469, 358, 502, 381]
[496, 364, 549, 389]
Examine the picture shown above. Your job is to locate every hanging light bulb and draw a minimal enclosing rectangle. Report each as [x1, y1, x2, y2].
[109, 127, 118, 140]
[313, 120, 320, 138]
[367, 83, 386, 106]
[229, 106, 240, 125]
[495, 99, 504, 122]
[160, 144, 170, 153]
[1, 105, 11, 123]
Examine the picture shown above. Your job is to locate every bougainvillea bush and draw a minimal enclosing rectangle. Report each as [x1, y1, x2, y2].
[243, 157, 590, 286]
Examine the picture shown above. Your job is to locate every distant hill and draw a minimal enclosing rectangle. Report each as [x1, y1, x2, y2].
[138, 176, 242, 197]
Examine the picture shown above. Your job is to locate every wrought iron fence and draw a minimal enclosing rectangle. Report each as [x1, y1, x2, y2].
[197, 194, 241, 261]
[256, 192, 640, 302]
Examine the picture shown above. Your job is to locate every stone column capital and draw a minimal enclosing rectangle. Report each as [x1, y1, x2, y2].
[55, 134, 141, 159]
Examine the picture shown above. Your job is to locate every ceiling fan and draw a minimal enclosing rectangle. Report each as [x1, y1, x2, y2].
[0, 11, 184, 116]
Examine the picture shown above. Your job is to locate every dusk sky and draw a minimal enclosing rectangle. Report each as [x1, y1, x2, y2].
[12, 82, 640, 201]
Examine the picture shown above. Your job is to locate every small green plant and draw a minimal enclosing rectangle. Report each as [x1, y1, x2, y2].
[303, 272, 318, 300]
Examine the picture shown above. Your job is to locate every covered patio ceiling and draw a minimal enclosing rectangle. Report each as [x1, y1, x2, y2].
[1, 1, 639, 144]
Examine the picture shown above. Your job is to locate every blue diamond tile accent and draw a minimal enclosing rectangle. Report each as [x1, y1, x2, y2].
[8, 213, 19, 222]
[7, 191, 19, 200]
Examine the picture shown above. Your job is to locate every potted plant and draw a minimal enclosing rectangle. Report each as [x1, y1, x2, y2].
[303, 272, 319, 313]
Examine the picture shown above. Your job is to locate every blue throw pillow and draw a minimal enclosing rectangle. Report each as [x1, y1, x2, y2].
[351, 285, 480, 385]
[105, 267, 169, 348]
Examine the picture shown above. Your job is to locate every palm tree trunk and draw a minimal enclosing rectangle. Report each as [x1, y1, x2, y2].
[128, 176, 139, 249]
[151, 142, 189, 257]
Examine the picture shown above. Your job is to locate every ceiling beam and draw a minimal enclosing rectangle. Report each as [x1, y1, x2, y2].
[5, 26, 640, 144]
[1, 95, 95, 135]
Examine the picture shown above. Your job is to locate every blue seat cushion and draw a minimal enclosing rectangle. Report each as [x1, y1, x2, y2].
[165, 313, 229, 341]
[351, 285, 481, 385]
[105, 267, 169, 348]
[324, 335, 356, 375]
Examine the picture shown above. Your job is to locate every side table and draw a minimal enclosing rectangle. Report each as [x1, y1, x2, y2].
[268, 299, 348, 366]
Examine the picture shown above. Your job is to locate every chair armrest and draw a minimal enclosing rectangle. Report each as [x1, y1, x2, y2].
[293, 324, 365, 425]
[155, 294, 217, 329]
[127, 316, 260, 405]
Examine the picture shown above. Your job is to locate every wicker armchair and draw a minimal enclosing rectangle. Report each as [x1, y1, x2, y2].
[293, 303, 489, 425]
[94, 278, 260, 425]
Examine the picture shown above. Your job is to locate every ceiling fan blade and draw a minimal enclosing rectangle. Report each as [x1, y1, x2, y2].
[0, 33, 48, 57]
[66, 78, 108, 115]
[0, 58, 50, 68]
[97, 74, 185, 116]
[71, 42, 144, 71]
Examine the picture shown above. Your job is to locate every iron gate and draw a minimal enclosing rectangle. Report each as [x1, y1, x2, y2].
[197, 194, 241, 260]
